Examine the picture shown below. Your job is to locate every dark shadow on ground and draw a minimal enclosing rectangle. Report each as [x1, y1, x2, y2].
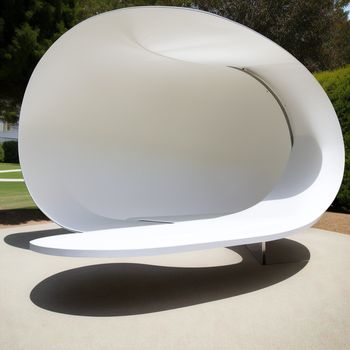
[30, 239, 310, 317]
[4, 228, 71, 250]
[0, 208, 50, 226]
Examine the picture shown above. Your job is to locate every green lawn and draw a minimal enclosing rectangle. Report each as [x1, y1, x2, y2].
[0, 171, 23, 179]
[0, 162, 21, 171]
[0, 182, 36, 209]
[0, 163, 36, 210]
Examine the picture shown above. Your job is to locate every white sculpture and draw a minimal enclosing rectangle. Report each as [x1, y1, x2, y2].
[19, 7, 344, 258]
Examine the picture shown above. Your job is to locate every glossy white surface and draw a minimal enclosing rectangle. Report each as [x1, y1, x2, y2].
[21, 7, 344, 257]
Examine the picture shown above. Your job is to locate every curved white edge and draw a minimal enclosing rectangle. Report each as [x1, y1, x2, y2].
[29, 218, 320, 258]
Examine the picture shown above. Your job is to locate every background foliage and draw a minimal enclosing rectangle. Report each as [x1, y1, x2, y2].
[2, 141, 19, 163]
[0, 143, 4, 162]
[0, 0, 349, 212]
[315, 66, 350, 212]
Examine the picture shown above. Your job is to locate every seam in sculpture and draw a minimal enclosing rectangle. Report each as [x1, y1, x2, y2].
[229, 66, 294, 146]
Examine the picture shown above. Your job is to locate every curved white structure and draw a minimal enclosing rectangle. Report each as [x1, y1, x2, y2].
[19, 7, 344, 257]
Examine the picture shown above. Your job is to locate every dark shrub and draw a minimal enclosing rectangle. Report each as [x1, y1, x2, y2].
[0, 143, 4, 162]
[315, 65, 350, 213]
[2, 140, 19, 163]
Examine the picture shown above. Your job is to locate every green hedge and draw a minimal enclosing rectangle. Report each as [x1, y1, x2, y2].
[2, 140, 19, 163]
[0, 143, 4, 162]
[314, 65, 350, 213]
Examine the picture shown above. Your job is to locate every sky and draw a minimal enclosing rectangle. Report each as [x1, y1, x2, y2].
[345, 4, 350, 18]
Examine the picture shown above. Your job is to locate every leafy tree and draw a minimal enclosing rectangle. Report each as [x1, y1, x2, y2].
[192, 0, 350, 71]
[0, 0, 80, 89]
[76, 0, 193, 20]
[0, 98, 20, 123]
[324, 1, 350, 69]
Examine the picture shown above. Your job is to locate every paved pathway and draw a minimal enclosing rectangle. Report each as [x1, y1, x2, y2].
[0, 224, 349, 350]
[0, 169, 21, 173]
[0, 178, 24, 182]
[0, 168, 24, 182]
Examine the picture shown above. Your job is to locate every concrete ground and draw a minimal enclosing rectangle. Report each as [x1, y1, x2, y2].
[0, 223, 349, 350]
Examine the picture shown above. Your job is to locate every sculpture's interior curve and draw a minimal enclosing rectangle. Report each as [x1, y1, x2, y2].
[19, 7, 293, 231]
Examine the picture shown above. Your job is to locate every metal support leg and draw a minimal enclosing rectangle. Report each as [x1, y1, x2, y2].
[246, 239, 310, 265]
[261, 241, 266, 265]
[245, 241, 267, 265]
